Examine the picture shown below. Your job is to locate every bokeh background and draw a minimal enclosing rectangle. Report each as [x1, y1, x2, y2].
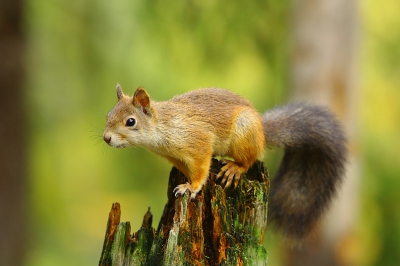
[1, 0, 400, 265]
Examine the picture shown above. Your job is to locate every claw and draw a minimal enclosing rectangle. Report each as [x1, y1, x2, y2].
[233, 172, 241, 188]
[218, 165, 230, 183]
[216, 159, 245, 188]
[217, 160, 230, 180]
[216, 171, 223, 180]
[224, 171, 236, 188]
[220, 164, 230, 172]
[174, 182, 197, 198]
[221, 174, 228, 185]
[224, 167, 234, 178]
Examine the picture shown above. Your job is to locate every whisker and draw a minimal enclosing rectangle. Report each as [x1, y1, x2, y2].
[101, 142, 109, 158]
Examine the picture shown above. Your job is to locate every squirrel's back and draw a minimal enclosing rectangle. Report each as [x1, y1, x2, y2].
[156, 88, 262, 143]
[169, 88, 252, 107]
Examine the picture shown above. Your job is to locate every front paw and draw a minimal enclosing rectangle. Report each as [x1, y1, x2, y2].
[173, 182, 197, 199]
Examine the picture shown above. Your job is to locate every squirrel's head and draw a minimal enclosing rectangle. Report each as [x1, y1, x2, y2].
[103, 84, 156, 148]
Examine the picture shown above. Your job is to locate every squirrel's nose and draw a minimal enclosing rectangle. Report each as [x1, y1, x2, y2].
[103, 134, 111, 144]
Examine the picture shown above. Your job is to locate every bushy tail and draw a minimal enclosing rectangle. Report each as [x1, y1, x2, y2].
[262, 102, 347, 241]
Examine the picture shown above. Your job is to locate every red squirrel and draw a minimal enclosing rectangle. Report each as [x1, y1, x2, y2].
[103, 84, 347, 240]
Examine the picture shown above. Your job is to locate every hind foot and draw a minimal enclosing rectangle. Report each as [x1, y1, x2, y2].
[216, 159, 246, 188]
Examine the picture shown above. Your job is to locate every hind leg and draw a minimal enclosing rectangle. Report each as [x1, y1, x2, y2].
[217, 108, 265, 188]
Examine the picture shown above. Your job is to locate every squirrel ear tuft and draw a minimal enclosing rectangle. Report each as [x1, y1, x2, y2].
[133, 87, 150, 114]
[116, 84, 124, 100]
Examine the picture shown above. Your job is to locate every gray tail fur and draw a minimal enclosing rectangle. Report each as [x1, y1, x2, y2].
[262, 102, 347, 240]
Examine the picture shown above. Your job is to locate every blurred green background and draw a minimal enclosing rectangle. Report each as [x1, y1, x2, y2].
[1, 0, 400, 265]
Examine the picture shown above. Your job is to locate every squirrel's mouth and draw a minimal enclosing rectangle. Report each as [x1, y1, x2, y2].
[104, 135, 130, 148]
[114, 144, 128, 148]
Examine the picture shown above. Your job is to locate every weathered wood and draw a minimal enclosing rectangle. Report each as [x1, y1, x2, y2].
[99, 159, 269, 266]
[99, 202, 122, 265]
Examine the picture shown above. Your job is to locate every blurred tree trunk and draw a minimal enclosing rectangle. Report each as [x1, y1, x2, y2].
[0, 1, 27, 265]
[286, 0, 360, 265]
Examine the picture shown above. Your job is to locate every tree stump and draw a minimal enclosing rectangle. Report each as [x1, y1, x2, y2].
[99, 159, 269, 266]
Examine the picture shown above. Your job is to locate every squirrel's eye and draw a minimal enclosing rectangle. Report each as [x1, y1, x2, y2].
[125, 118, 136, 127]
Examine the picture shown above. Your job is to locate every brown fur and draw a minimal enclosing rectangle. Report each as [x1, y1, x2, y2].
[103, 85, 347, 241]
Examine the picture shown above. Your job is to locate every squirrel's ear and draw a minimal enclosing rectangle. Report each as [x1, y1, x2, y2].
[116, 84, 124, 100]
[133, 87, 150, 114]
